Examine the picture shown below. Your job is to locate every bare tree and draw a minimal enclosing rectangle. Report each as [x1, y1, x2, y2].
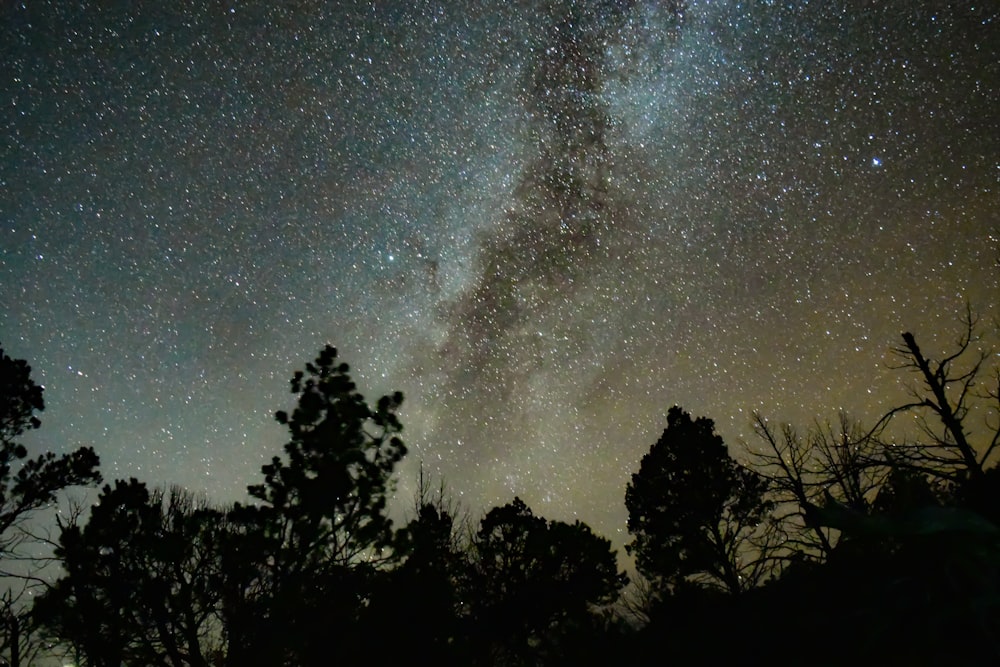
[876, 307, 998, 484]
[749, 413, 890, 562]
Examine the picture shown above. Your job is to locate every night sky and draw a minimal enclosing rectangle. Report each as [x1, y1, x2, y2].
[2, 1, 997, 546]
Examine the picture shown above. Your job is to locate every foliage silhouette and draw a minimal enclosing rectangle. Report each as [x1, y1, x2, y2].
[626, 406, 771, 597]
[0, 345, 101, 544]
[705, 320, 1000, 666]
[250, 343, 405, 567]
[375, 498, 466, 666]
[25, 311, 1000, 666]
[34, 480, 223, 667]
[0, 344, 101, 667]
[465, 497, 627, 666]
[221, 344, 407, 666]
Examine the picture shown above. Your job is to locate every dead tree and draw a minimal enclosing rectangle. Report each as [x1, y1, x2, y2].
[878, 307, 996, 484]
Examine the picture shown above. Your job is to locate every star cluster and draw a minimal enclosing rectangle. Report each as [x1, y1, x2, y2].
[1, 0, 997, 543]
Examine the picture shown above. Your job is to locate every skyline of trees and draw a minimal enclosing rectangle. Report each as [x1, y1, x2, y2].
[1, 307, 999, 665]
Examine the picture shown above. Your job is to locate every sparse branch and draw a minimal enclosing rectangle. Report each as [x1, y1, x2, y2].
[749, 414, 834, 557]
[980, 369, 1000, 466]
[880, 312, 995, 483]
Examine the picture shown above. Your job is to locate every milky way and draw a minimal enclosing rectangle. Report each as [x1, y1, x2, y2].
[2, 0, 997, 544]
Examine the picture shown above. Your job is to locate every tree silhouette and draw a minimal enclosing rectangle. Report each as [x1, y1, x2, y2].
[728, 315, 1000, 666]
[251, 344, 405, 567]
[25, 312, 1000, 665]
[790, 479, 1000, 666]
[877, 309, 998, 487]
[0, 347, 43, 449]
[750, 413, 887, 561]
[376, 496, 466, 666]
[0, 345, 101, 545]
[222, 344, 407, 665]
[626, 406, 771, 597]
[465, 497, 626, 666]
[34, 480, 224, 667]
[0, 344, 101, 667]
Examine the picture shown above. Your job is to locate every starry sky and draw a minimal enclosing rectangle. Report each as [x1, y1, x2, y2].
[2, 0, 997, 546]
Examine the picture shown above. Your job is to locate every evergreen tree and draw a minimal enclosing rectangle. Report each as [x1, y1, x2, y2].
[626, 406, 770, 596]
[223, 345, 406, 666]
[0, 344, 101, 667]
[466, 497, 626, 666]
[34, 481, 223, 667]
